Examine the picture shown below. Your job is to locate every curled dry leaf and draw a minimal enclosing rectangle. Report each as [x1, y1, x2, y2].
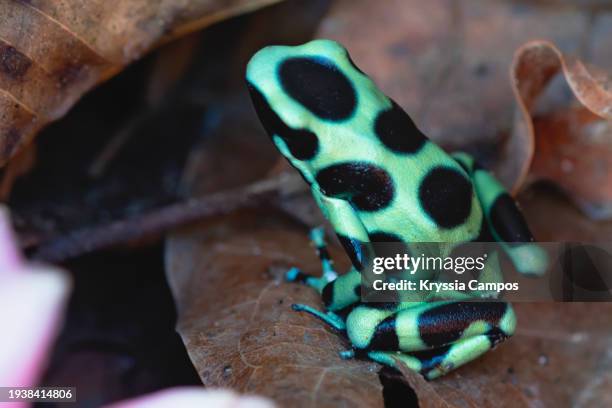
[165, 212, 384, 407]
[531, 107, 612, 219]
[497, 40, 612, 217]
[0, 0, 281, 167]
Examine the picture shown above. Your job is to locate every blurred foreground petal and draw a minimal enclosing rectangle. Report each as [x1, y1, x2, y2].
[0, 207, 23, 273]
[0, 206, 71, 407]
[106, 387, 276, 408]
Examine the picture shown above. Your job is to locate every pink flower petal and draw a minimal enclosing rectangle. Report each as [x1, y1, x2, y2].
[0, 206, 71, 408]
[0, 269, 70, 388]
[106, 387, 276, 408]
[0, 206, 23, 273]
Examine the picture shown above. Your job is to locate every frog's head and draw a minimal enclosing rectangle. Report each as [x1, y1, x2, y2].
[246, 39, 429, 188]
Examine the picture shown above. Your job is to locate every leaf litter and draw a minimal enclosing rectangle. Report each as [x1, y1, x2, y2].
[155, 0, 612, 406]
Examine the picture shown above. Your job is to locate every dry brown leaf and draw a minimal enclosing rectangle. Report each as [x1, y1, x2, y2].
[165, 201, 612, 407]
[0, 0, 281, 166]
[531, 107, 612, 219]
[392, 302, 612, 408]
[497, 40, 612, 216]
[165, 211, 384, 407]
[159, 2, 612, 405]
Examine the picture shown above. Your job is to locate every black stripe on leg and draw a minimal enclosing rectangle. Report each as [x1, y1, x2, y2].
[409, 345, 452, 374]
[322, 281, 335, 307]
[368, 316, 400, 351]
[366, 301, 401, 311]
[418, 302, 508, 348]
[335, 303, 359, 320]
[473, 218, 495, 242]
[316, 246, 331, 261]
[489, 194, 534, 243]
[337, 234, 369, 271]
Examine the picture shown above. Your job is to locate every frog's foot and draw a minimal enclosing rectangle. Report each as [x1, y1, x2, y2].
[310, 227, 338, 282]
[291, 303, 346, 331]
[285, 267, 328, 294]
[285, 227, 339, 293]
[286, 267, 314, 284]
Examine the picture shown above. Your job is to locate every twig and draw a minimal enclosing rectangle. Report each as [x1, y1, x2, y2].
[30, 173, 303, 263]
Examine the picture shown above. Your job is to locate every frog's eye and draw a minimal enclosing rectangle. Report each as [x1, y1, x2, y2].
[278, 56, 357, 121]
[247, 82, 319, 160]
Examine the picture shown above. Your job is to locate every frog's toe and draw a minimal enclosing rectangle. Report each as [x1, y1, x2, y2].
[286, 267, 306, 282]
[339, 349, 355, 359]
[291, 304, 347, 331]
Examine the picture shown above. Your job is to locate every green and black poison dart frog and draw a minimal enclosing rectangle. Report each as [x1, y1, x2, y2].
[245, 39, 548, 379]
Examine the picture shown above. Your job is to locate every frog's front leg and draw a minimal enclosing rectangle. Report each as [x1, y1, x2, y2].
[287, 227, 362, 331]
[288, 189, 375, 329]
[344, 301, 516, 379]
[286, 227, 338, 292]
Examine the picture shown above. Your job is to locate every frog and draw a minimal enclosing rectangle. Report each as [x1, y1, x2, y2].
[245, 39, 548, 379]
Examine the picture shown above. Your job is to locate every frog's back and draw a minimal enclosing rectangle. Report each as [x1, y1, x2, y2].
[247, 39, 483, 244]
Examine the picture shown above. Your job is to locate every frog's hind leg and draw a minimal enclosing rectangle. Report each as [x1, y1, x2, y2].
[285, 227, 338, 292]
[452, 152, 548, 277]
[345, 300, 516, 378]
[366, 333, 499, 380]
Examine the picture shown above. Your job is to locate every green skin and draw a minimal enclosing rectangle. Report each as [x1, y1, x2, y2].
[246, 39, 548, 379]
